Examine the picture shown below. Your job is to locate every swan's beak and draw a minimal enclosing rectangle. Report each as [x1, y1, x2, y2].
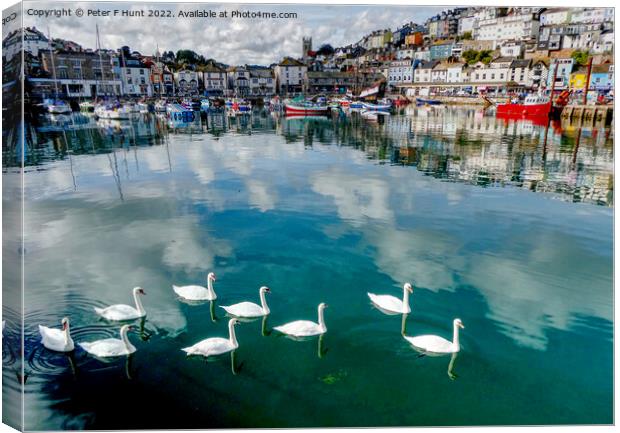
[62, 323, 67, 330]
[459, 323, 465, 329]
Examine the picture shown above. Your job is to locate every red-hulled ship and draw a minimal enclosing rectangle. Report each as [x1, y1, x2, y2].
[496, 94, 552, 117]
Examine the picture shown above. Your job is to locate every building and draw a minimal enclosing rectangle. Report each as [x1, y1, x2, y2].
[539, 8, 571, 26]
[569, 69, 588, 91]
[274, 57, 307, 94]
[508, 59, 532, 86]
[458, 15, 477, 36]
[302, 37, 312, 63]
[547, 58, 574, 89]
[446, 63, 467, 83]
[413, 60, 439, 84]
[227, 66, 250, 96]
[305, 71, 355, 93]
[248, 67, 276, 96]
[388, 59, 413, 87]
[475, 13, 541, 44]
[430, 42, 454, 60]
[117, 47, 153, 96]
[500, 41, 524, 58]
[39, 49, 121, 97]
[589, 63, 613, 90]
[173, 70, 199, 96]
[404, 32, 424, 47]
[570, 7, 614, 25]
[529, 59, 549, 89]
[430, 63, 448, 83]
[3, 27, 49, 62]
[202, 62, 227, 96]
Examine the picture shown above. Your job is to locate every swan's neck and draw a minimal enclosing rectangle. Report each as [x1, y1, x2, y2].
[207, 278, 216, 299]
[318, 307, 327, 332]
[120, 329, 134, 351]
[402, 288, 411, 312]
[259, 290, 270, 314]
[228, 322, 239, 348]
[133, 292, 145, 315]
[452, 324, 461, 352]
[63, 324, 71, 344]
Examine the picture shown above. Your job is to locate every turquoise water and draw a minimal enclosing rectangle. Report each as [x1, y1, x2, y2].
[2, 107, 613, 429]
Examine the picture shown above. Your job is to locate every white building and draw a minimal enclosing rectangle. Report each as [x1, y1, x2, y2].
[202, 63, 227, 96]
[475, 13, 540, 43]
[249, 68, 276, 95]
[413, 60, 438, 84]
[121, 65, 153, 96]
[458, 15, 477, 36]
[500, 41, 524, 58]
[539, 8, 571, 26]
[570, 8, 613, 24]
[396, 48, 415, 60]
[388, 60, 413, 86]
[274, 57, 307, 94]
[430, 63, 448, 83]
[173, 70, 199, 96]
[413, 48, 431, 62]
[446, 63, 467, 83]
[508, 59, 532, 86]
[3, 27, 50, 62]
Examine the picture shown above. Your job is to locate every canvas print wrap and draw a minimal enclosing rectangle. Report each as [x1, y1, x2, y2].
[1, 2, 614, 430]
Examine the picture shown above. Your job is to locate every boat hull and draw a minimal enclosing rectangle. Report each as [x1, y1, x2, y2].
[361, 102, 391, 112]
[284, 103, 329, 116]
[496, 101, 551, 117]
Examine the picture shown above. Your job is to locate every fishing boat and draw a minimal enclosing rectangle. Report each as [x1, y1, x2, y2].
[166, 103, 196, 122]
[181, 98, 201, 111]
[284, 99, 329, 116]
[349, 101, 364, 110]
[496, 94, 551, 117]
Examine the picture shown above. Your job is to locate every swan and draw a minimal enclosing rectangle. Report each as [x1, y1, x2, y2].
[273, 303, 328, 337]
[94, 287, 146, 321]
[220, 286, 271, 317]
[404, 318, 465, 355]
[39, 317, 74, 352]
[79, 325, 136, 357]
[173, 272, 217, 301]
[182, 318, 240, 357]
[368, 283, 413, 314]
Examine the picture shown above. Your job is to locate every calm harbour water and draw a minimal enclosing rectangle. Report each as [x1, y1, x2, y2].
[2, 106, 613, 429]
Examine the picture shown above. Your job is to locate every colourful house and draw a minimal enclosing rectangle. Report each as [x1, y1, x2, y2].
[569, 69, 588, 91]
[430, 42, 454, 60]
[589, 64, 614, 90]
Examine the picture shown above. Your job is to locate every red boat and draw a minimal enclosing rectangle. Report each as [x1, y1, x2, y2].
[496, 95, 551, 117]
[284, 101, 329, 116]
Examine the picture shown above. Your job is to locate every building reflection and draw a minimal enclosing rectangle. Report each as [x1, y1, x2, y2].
[4, 106, 613, 207]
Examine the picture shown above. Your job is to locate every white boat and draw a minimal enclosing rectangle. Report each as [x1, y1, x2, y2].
[361, 101, 391, 113]
[44, 99, 72, 114]
[154, 100, 167, 112]
[79, 101, 95, 112]
[94, 102, 133, 120]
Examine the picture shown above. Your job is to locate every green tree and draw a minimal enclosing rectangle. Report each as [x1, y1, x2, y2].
[571, 50, 589, 66]
[477, 50, 494, 64]
[461, 31, 472, 40]
[462, 49, 479, 64]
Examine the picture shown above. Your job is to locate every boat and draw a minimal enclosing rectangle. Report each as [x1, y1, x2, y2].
[349, 101, 364, 110]
[284, 99, 329, 116]
[137, 102, 150, 114]
[200, 99, 210, 112]
[154, 100, 167, 112]
[416, 98, 442, 106]
[79, 101, 95, 112]
[94, 102, 133, 120]
[496, 94, 551, 118]
[361, 101, 392, 113]
[181, 98, 201, 111]
[166, 103, 197, 122]
[44, 99, 72, 114]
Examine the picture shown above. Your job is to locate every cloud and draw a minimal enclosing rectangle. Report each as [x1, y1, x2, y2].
[24, 2, 442, 65]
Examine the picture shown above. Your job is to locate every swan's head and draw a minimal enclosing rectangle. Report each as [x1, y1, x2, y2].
[319, 302, 328, 310]
[260, 286, 271, 294]
[133, 287, 146, 296]
[120, 324, 133, 335]
[230, 318, 241, 326]
[404, 283, 413, 293]
[61, 317, 70, 330]
[454, 318, 465, 329]
[208, 272, 216, 282]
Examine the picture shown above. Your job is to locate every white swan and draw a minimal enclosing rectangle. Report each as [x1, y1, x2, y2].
[79, 325, 136, 357]
[220, 286, 271, 317]
[173, 272, 217, 301]
[94, 287, 146, 321]
[182, 318, 240, 357]
[404, 318, 465, 354]
[273, 303, 328, 337]
[368, 283, 413, 314]
[39, 317, 74, 352]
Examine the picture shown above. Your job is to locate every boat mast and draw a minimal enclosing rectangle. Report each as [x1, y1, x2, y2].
[96, 24, 104, 102]
[47, 27, 60, 100]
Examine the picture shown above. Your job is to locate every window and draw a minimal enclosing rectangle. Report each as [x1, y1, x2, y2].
[140, 69, 144, 75]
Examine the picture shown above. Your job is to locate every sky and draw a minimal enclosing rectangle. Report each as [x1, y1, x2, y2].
[21, 2, 444, 65]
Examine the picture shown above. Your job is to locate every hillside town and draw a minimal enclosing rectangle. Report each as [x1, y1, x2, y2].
[3, 6, 614, 104]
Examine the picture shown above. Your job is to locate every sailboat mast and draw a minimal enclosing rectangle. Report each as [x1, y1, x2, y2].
[47, 27, 60, 99]
[96, 24, 104, 102]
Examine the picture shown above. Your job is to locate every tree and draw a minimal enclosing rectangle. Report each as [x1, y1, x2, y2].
[462, 49, 478, 64]
[478, 50, 494, 64]
[317, 44, 335, 56]
[571, 50, 589, 66]
[461, 31, 472, 40]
